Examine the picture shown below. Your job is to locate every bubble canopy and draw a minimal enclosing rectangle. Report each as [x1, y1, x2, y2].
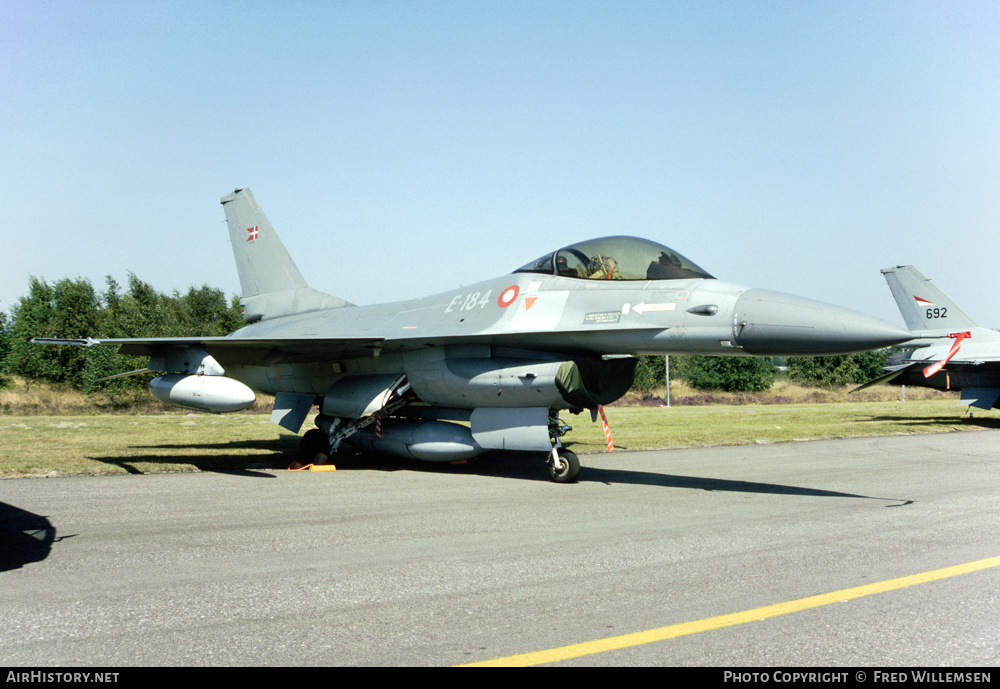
[513, 236, 714, 281]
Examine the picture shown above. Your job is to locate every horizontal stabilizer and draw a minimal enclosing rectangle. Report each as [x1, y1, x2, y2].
[960, 387, 1000, 411]
[240, 287, 354, 324]
[850, 363, 920, 393]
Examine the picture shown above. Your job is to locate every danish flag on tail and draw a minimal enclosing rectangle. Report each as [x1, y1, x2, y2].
[246, 226, 258, 241]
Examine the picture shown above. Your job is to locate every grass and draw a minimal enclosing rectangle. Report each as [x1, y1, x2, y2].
[0, 412, 297, 478]
[0, 376, 275, 416]
[1, 375, 992, 478]
[1, 395, 995, 479]
[615, 379, 958, 406]
[566, 399, 998, 455]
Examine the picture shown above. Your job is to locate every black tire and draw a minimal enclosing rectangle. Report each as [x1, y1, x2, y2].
[299, 429, 331, 464]
[548, 449, 580, 483]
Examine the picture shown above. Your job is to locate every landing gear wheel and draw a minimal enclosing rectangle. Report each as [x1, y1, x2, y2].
[548, 449, 580, 483]
[299, 428, 331, 465]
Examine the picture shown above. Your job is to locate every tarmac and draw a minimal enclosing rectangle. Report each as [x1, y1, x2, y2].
[2, 430, 997, 666]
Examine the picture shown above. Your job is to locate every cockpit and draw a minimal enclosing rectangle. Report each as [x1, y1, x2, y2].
[513, 236, 714, 281]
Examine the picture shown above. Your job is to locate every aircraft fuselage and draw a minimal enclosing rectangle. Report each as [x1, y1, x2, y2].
[223, 271, 910, 400]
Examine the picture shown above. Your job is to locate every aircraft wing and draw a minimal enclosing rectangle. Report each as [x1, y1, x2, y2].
[32, 336, 387, 366]
[32, 328, 668, 366]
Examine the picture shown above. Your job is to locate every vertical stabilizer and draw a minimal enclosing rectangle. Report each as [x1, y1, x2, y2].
[881, 265, 977, 332]
[221, 188, 352, 322]
[221, 187, 308, 297]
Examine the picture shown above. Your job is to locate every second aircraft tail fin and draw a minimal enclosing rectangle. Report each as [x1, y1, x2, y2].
[881, 265, 977, 332]
[220, 188, 352, 323]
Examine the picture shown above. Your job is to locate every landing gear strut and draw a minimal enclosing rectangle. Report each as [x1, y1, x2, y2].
[547, 411, 580, 483]
[548, 448, 580, 483]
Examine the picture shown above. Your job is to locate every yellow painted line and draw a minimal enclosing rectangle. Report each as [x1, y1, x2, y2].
[460, 555, 1000, 667]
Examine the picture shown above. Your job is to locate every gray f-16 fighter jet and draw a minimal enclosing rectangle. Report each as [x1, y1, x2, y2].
[35, 189, 912, 481]
[854, 265, 1000, 411]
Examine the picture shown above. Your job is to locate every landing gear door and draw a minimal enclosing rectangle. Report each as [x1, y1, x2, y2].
[470, 407, 550, 451]
[321, 374, 405, 419]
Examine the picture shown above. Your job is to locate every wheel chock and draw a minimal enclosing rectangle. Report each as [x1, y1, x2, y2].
[287, 463, 337, 472]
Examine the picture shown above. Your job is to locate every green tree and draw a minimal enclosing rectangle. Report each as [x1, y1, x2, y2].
[5, 273, 246, 395]
[79, 275, 164, 394]
[224, 294, 245, 333]
[180, 285, 243, 336]
[786, 357, 856, 387]
[0, 310, 10, 386]
[682, 356, 775, 392]
[5, 277, 101, 387]
[631, 356, 667, 392]
[786, 350, 890, 387]
[850, 349, 890, 382]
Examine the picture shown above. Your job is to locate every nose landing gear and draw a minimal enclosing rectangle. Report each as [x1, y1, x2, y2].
[547, 448, 580, 483]
[546, 412, 580, 482]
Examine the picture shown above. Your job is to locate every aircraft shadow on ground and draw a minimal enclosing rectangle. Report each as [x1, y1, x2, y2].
[85, 435, 498, 478]
[0, 502, 66, 571]
[399, 453, 911, 505]
[579, 465, 910, 504]
[85, 437, 911, 503]
[88, 440, 545, 480]
[867, 414, 1000, 430]
[86, 436, 301, 477]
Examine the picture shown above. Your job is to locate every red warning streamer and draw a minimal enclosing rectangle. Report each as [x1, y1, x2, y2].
[923, 331, 971, 378]
[598, 404, 614, 451]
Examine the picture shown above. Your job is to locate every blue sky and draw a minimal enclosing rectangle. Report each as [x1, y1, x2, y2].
[3, 1, 998, 328]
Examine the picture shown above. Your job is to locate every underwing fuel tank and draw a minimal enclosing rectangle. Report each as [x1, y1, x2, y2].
[732, 289, 913, 356]
[344, 419, 484, 462]
[149, 374, 256, 413]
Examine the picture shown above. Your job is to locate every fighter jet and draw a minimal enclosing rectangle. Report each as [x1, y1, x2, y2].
[853, 265, 1000, 411]
[35, 188, 913, 481]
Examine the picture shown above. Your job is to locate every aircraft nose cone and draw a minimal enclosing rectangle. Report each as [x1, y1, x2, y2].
[733, 288, 912, 356]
